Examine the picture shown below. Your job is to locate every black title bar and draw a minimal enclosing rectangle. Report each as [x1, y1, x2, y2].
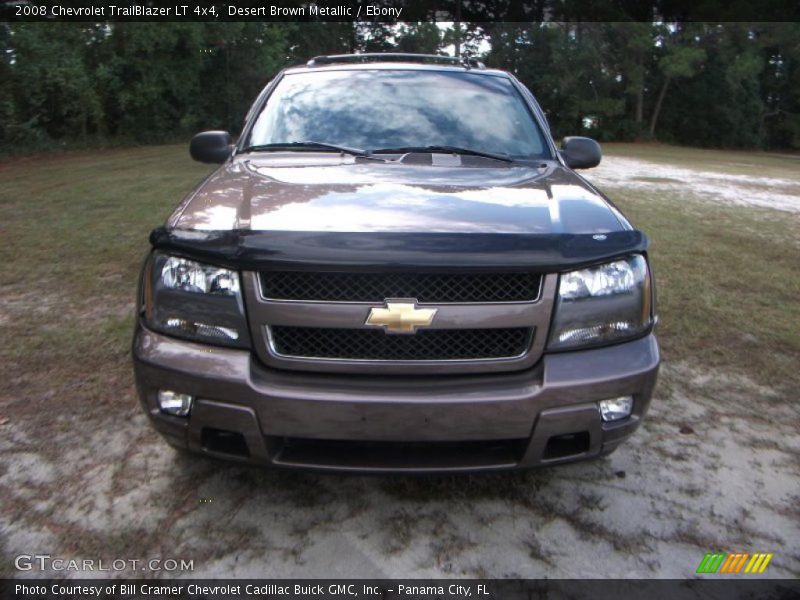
[2, 0, 800, 22]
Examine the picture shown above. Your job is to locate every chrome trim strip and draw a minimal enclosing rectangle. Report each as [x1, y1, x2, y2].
[243, 271, 558, 375]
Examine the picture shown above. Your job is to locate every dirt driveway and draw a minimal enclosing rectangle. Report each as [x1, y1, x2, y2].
[1, 148, 798, 579]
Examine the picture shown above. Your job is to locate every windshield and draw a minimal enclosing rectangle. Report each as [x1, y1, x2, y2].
[247, 69, 550, 160]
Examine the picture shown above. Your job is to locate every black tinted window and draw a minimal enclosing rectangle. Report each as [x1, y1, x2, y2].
[248, 70, 549, 159]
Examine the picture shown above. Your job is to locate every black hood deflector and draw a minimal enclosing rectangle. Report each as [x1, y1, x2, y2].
[150, 227, 649, 272]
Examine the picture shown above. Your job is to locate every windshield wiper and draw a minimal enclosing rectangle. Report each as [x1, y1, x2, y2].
[239, 141, 387, 161]
[368, 145, 515, 163]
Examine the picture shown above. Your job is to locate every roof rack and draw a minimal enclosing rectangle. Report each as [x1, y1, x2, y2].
[306, 53, 486, 70]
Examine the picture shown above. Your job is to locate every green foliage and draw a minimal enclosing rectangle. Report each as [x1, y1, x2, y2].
[659, 45, 706, 79]
[5, 24, 103, 144]
[1, 22, 799, 153]
[396, 23, 443, 54]
[2, 22, 299, 149]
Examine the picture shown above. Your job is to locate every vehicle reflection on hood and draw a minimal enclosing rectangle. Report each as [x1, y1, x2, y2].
[174, 159, 626, 234]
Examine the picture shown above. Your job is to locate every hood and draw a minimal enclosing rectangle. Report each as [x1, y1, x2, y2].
[168, 155, 630, 235]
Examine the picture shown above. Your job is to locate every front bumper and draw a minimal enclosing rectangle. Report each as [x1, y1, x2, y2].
[133, 322, 660, 473]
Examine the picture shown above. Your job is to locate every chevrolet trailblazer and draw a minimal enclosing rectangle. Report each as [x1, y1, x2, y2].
[133, 53, 660, 472]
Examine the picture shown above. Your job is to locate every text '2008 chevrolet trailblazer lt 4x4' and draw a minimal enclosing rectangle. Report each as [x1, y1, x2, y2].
[133, 54, 660, 473]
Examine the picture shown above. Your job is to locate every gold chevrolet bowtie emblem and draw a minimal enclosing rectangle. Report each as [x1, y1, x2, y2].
[365, 301, 438, 334]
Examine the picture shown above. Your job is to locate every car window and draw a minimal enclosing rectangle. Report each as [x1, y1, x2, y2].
[247, 69, 549, 159]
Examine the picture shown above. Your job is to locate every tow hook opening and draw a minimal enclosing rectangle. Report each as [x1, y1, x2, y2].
[543, 431, 590, 460]
[201, 428, 250, 457]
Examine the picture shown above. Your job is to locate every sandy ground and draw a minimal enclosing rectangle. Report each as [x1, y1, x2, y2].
[1, 154, 799, 580]
[588, 155, 800, 213]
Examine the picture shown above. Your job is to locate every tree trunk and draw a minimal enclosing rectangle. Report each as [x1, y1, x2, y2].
[454, 0, 461, 58]
[649, 76, 671, 138]
[635, 88, 644, 124]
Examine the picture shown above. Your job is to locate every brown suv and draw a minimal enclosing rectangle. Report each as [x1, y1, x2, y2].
[133, 54, 660, 472]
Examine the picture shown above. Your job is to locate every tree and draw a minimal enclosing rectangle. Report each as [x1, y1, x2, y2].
[199, 23, 292, 132]
[285, 22, 355, 62]
[603, 23, 654, 132]
[355, 23, 396, 52]
[754, 23, 800, 148]
[2, 21, 800, 153]
[395, 23, 443, 54]
[648, 24, 706, 137]
[0, 23, 17, 145]
[7, 24, 103, 142]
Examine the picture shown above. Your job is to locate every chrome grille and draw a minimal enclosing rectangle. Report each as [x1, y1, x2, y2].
[269, 326, 534, 361]
[244, 271, 558, 375]
[260, 271, 542, 303]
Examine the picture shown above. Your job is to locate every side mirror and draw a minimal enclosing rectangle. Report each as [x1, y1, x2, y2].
[190, 131, 233, 164]
[560, 136, 602, 170]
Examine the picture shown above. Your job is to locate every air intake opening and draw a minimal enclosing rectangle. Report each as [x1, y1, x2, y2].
[272, 437, 526, 470]
[543, 431, 590, 460]
[201, 428, 250, 457]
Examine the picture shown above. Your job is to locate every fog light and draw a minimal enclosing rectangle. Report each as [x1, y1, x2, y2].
[158, 390, 193, 417]
[598, 396, 633, 422]
[165, 317, 239, 341]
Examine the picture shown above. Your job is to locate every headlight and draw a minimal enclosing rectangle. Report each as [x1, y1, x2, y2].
[548, 254, 652, 350]
[143, 253, 250, 348]
[160, 256, 240, 295]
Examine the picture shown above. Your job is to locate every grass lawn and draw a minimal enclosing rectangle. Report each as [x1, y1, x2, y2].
[1, 142, 798, 578]
[606, 186, 800, 390]
[603, 142, 800, 180]
[0, 146, 213, 422]
[2, 143, 798, 402]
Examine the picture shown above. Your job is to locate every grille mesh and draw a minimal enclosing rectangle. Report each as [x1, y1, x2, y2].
[261, 271, 541, 303]
[270, 327, 533, 361]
